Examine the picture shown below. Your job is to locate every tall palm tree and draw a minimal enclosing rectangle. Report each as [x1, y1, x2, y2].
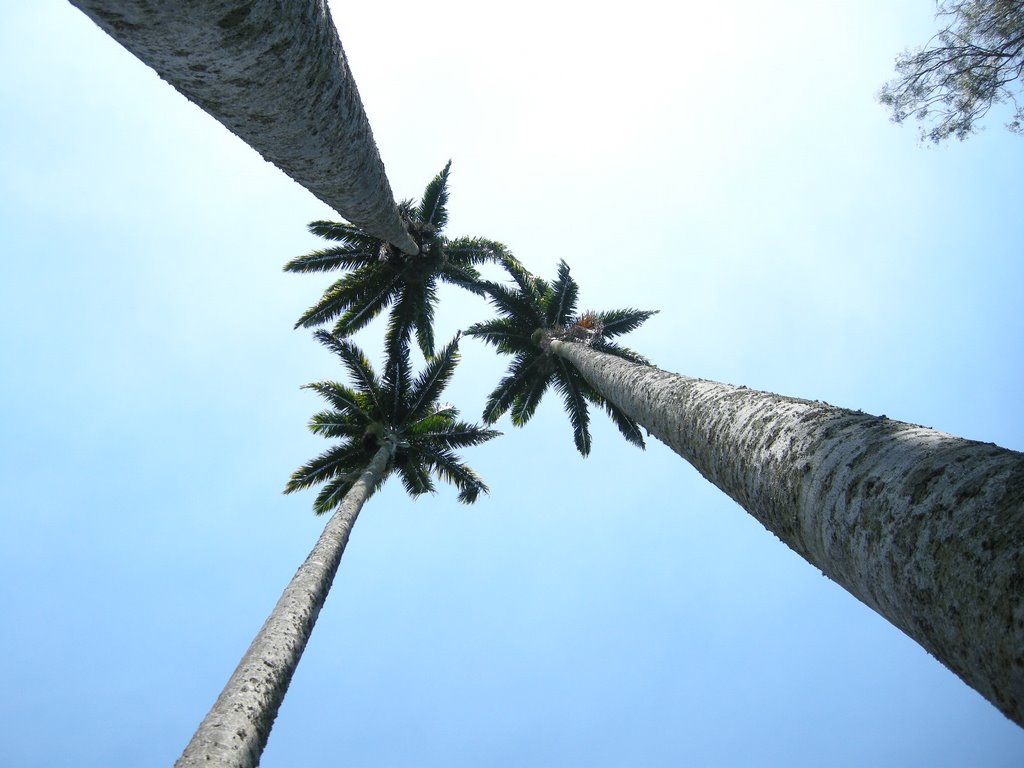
[466, 257, 656, 455]
[175, 332, 498, 768]
[69, 0, 417, 254]
[285, 162, 506, 357]
[470, 260, 1024, 728]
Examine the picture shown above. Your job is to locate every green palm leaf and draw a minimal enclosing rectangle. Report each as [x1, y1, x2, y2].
[300, 382, 372, 422]
[285, 442, 360, 494]
[482, 353, 540, 423]
[312, 332, 384, 418]
[445, 236, 508, 266]
[306, 220, 378, 244]
[407, 335, 462, 421]
[596, 308, 659, 338]
[463, 317, 534, 353]
[588, 394, 645, 449]
[590, 340, 651, 365]
[282, 245, 378, 273]
[396, 456, 436, 497]
[307, 409, 365, 440]
[294, 267, 398, 330]
[416, 161, 451, 230]
[421, 446, 490, 504]
[553, 360, 592, 456]
[510, 372, 550, 427]
[544, 260, 580, 327]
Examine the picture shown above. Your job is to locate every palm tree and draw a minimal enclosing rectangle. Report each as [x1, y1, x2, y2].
[175, 332, 498, 768]
[285, 162, 506, 357]
[466, 257, 656, 455]
[69, 0, 418, 254]
[471, 260, 1024, 728]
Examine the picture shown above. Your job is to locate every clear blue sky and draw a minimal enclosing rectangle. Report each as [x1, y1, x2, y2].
[2, 1, 1023, 766]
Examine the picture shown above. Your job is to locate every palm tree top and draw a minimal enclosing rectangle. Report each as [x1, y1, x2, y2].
[284, 162, 507, 358]
[285, 330, 500, 513]
[466, 258, 657, 456]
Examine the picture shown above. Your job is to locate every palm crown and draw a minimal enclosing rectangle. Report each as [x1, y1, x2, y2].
[285, 330, 499, 514]
[284, 162, 506, 357]
[466, 258, 656, 456]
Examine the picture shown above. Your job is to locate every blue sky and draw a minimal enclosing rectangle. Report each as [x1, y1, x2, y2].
[2, 1, 1023, 766]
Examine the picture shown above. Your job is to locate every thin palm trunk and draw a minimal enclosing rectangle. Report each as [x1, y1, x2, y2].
[550, 339, 1024, 727]
[69, 0, 418, 254]
[176, 442, 393, 768]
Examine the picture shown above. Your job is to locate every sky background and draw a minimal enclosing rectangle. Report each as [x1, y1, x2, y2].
[2, 1, 1023, 766]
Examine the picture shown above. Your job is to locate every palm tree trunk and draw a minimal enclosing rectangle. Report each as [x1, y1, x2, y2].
[68, 0, 418, 255]
[550, 339, 1024, 727]
[175, 442, 393, 768]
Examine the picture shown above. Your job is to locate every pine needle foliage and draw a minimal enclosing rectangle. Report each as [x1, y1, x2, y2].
[284, 162, 507, 357]
[466, 258, 657, 456]
[285, 331, 499, 513]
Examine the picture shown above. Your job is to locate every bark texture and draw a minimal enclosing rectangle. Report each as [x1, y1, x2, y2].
[69, 0, 418, 254]
[175, 444, 392, 768]
[551, 340, 1024, 726]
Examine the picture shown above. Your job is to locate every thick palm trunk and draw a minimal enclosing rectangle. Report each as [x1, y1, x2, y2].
[69, 0, 418, 255]
[550, 339, 1024, 727]
[175, 443, 393, 768]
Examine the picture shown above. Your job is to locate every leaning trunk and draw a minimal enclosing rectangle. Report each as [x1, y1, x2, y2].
[550, 339, 1024, 727]
[69, 0, 418, 254]
[175, 443, 393, 768]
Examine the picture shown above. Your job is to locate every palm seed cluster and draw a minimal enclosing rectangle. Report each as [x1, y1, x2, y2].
[284, 162, 657, 514]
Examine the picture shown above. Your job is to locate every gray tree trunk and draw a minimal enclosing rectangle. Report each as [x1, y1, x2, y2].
[550, 340, 1024, 727]
[175, 443, 393, 768]
[69, 0, 418, 255]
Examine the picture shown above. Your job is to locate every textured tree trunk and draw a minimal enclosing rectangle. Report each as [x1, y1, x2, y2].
[69, 0, 418, 255]
[550, 340, 1024, 727]
[175, 443, 393, 768]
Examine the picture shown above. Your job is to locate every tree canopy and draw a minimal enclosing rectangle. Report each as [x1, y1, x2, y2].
[879, 0, 1024, 142]
[284, 163, 506, 357]
[466, 257, 656, 456]
[286, 330, 498, 513]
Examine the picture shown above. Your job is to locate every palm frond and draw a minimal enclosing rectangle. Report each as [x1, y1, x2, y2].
[498, 255, 547, 306]
[595, 308, 658, 338]
[590, 340, 651, 366]
[464, 316, 535, 353]
[480, 280, 544, 325]
[407, 335, 461, 421]
[384, 280, 430, 358]
[381, 334, 413, 426]
[552, 360, 592, 456]
[417, 161, 452, 230]
[310, 458, 389, 515]
[544, 260, 580, 327]
[509, 373, 550, 427]
[412, 280, 439, 359]
[482, 353, 541, 423]
[396, 456, 436, 497]
[284, 442, 360, 494]
[588, 393, 645, 449]
[444, 237, 507, 266]
[300, 381, 372, 422]
[409, 421, 501, 450]
[307, 409, 365, 440]
[283, 245, 379, 274]
[421, 447, 489, 504]
[438, 263, 487, 296]
[307, 220, 378, 244]
[294, 267, 398, 330]
[312, 332, 384, 416]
